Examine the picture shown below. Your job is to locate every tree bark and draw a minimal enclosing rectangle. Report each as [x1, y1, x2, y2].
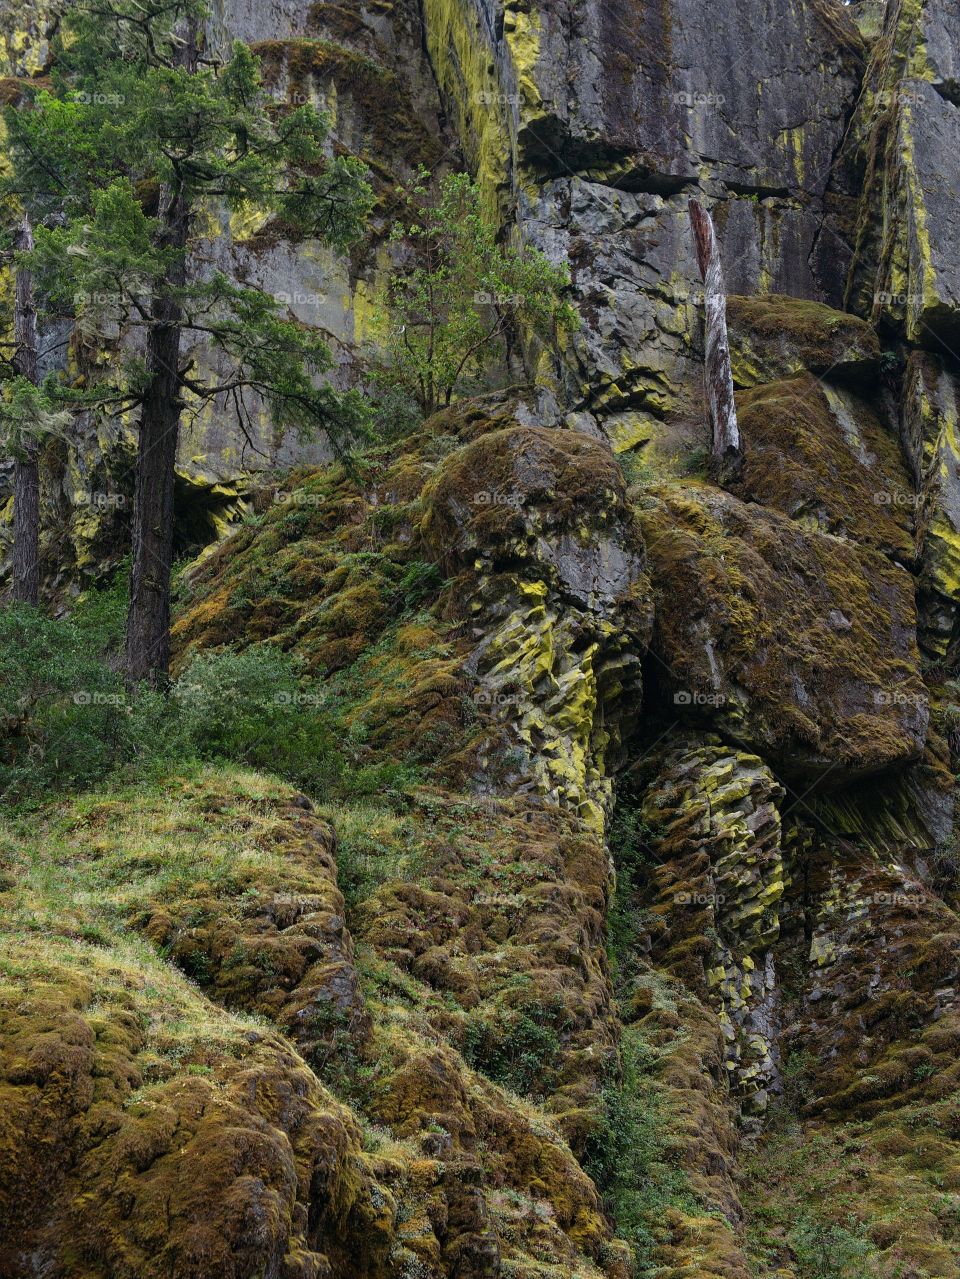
[124, 25, 199, 686]
[688, 198, 743, 480]
[124, 192, 188, 686]
[12, 212, 40, 607]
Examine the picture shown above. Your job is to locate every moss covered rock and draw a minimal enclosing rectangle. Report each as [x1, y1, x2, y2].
[636, 483, 927, 785]
[727, 295, 880, 389]
[421, 418, 651, 829]
[0, 941, 389, 1279]
[731, 373, 914, 559]
[635, 741, 787, 1118]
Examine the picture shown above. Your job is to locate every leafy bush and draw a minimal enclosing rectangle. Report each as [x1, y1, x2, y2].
[0, 603, 177, 801]
[462, 998, 570, 1097]
[583, 1027, 698, 1273]
[172, 646, 343, 794]
[0, 599, 397, 804]
[607, 801, 660, 990]
[370, 169, 579, 416]
[788, 1214, 879, 1279]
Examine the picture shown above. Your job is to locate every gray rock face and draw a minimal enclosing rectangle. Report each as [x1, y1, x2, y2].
[421, 0, 864, 464]
[901, 350, 960, 659]
[843, 0, 960, 344]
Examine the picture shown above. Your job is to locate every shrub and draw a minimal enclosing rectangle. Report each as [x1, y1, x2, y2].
[583, 1027, 697, 1273]
[607, 801, 660, 989]
[370, 169, 579, 416]
[462, 998, 569, 1097]
[0, 603, 176, 801]
[788, 1214, 879, 1279]
[172, 646, 343, 794]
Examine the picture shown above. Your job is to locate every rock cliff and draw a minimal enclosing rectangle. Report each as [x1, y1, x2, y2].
[3, 1, 960, 1277]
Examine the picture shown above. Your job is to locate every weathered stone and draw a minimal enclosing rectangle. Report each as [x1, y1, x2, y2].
[636, 742, 787, 1119]
[730, 372, 914, 559]
[901, 349, 960, 657]
[636, 482, 928, 786]
[843, 0, 960, 344]
[421, 414, 652, 828]
[727, 295, 880, 389]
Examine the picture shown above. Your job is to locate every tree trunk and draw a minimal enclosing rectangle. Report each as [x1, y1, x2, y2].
[124, 27, 199, 686]
[124, 202, 187, 686]
[688, 198, 743, 480]
[123, 301, 183, 685]
[12, 212, 40, 607]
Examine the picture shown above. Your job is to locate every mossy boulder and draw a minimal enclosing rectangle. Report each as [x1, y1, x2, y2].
[730, 373, 914, 559]
[0, 764, 633, 1279]
[420, 422, 646, 607]
[420, 419, 651, 828]
[355, 790, 618, 1145]
[636, 483, 927, 785]
[742, 819, 960, 1278]
[0, 944, 389, 1279]
[727, 295, 880, 389]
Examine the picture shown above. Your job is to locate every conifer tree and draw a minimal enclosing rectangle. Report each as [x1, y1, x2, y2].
[3, 0, 372, 681]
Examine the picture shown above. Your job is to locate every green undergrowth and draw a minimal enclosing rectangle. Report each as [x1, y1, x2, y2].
[741, 1093, 960, 1278]
[0, 588, 421, 807]
[606, 799, 661, 993]
[590, 795, 701, 1273]
[585, 1024, 700, 1274]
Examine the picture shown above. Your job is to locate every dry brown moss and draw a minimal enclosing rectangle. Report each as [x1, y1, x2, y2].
[0, 940, 389, 1278]
[636, 482, 926, 784]
[731, 373, 914, 558]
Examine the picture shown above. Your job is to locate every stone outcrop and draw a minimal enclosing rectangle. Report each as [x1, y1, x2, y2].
[637, 742, 787, 1120]
[421, 411, 651, 829]
[636, 481, 927, 786]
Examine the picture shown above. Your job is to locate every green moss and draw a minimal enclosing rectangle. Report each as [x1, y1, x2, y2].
[731, 373, 913, 558]
[636, 483, 925, 783]
[726, 295, 880, 389]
